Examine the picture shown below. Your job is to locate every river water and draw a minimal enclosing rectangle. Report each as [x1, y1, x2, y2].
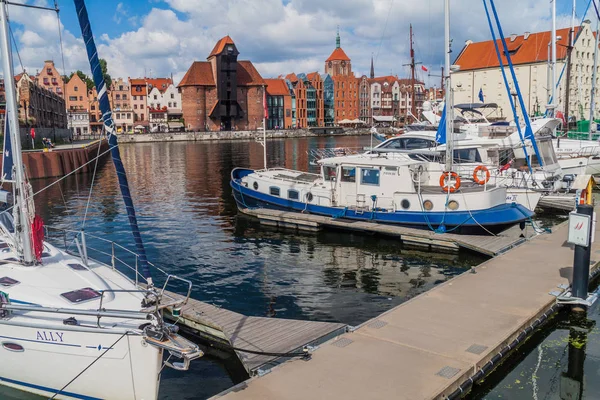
[0, 135, 571, 400]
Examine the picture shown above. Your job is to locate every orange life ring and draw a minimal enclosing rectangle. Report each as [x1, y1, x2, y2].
[439, 171, 461, 193]
[473, 165, 491, 185]
[579, 189, 587, 205]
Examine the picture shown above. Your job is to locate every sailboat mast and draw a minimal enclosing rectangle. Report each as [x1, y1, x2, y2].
[551, 0, 557, 117]
[0, 0, 34, 264]
[590, 17, 599, 139]
[444, 0, 453, 172]
[410, 24, 417, 121]
[564, 0, 576, 133]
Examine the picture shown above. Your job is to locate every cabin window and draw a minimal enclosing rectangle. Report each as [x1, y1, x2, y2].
[253, 182, 259, 190]
[323, 166, 336, 181]
[405, 138, 435, 149]
[361, 168, 380, 185]
[341, 167, 356, 182]
[60, 288, 102, 303]
[453, 148, 481, 164]
[400, 199, 410, 209]
[288, 190, 299, 200]
[270, 187, 281, 197]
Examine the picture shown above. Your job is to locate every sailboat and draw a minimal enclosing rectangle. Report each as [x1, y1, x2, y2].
[0, 1, 201, 399]
[230, 0, 534, 234]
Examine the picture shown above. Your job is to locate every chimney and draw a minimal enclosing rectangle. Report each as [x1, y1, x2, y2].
[510, 34, 517, 42]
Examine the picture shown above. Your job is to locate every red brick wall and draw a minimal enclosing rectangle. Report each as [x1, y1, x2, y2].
[333, 75, 359, 122]
[245, 86, 265, 131]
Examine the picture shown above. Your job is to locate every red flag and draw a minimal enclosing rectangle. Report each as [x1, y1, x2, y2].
[263, 89, 268, 119]
[30, 128, 35, 139]
[421, 65, 428, 72]
[556, 110, 566, 125]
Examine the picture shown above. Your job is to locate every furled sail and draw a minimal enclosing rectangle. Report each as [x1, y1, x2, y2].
[73, 0, 152, 282]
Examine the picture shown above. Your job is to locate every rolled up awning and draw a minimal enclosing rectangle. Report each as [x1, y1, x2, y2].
[168, 122, 184, 128]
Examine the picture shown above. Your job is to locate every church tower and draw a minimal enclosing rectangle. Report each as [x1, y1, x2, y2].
[324, 27, 352, 77]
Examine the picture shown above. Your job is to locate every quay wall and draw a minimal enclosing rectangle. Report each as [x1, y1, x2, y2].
[15, 140, 109, 180]
[83, 128, 384, 144]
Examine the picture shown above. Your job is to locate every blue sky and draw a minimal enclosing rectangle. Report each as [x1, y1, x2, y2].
[5, 0, 592, 86]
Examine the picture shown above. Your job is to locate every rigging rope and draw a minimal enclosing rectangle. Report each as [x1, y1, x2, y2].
[81, 126, 105, 229]
[374, 0, 395, 67]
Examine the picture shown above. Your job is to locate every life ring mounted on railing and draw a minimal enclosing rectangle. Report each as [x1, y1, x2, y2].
[473, 165, 491, 185]
[439, 171, 461, 193]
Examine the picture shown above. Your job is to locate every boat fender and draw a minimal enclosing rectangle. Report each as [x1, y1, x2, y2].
[473, 165, 491, 185]
[440, 171, 461, 193]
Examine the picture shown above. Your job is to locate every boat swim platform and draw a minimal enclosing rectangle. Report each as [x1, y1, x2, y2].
[162, 295, 347, 375]
[239, 207, 537, 257]
[211, 215, 600, 400]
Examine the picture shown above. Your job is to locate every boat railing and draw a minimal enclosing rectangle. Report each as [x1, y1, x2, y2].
[43, 226, 193, 311]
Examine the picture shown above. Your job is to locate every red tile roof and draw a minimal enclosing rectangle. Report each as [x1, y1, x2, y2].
[326, 47, 350, 62]
[129, 78, 148, 95]
[209, 36, 235, 58]
[146, 78, 173, 93]
[177, 62, 215, 87]
[178, 60, 264, 87]
[285, 73, 298, 83]
[455, 27, 575, 71]
[306, 72, 320, 81]
[265, 79, 290, 96]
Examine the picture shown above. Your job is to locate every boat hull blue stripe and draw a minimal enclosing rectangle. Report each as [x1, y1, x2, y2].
[0, 375, 102, 400]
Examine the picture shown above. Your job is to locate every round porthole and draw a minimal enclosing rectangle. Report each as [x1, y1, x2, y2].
[448, 200, 459, 210]
[423, 200, 433, 211]
[306, 192, 314, 202]
[400, 199, 410, 210]
[253, 181, 259, 190]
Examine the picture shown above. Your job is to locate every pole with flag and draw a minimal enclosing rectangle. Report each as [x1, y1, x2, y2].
[478, 88, 484, 102]
[262, 86, 268, 170]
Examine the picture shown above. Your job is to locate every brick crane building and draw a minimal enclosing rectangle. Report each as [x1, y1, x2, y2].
[178, 36, 266, 131]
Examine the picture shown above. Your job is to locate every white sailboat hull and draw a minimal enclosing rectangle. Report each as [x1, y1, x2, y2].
[0, 324, 162, 400]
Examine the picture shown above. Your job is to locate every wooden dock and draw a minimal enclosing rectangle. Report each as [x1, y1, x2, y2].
[210, 218, 600, 400]
[239, 208, 536, 257]
[164, 296, 346, 375]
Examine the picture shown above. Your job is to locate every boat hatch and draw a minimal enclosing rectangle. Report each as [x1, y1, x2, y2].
[67, 263, 88, 271]
[60, 288, 102, 303]
[0, 277, 19, 287]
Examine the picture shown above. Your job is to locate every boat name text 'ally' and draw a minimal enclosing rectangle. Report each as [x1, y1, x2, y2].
[36, 331, 64, 342]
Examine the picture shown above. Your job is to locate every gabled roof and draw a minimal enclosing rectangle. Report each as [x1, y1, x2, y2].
[455, 27, 576, 71]
[285, 73, 298, 83]
[306, 72, 320, 81]
[129, 78, 146, 85]
[326, 48, 350, 62]
[237, 61, 265, 86]
[177, 62, 215, 87]
[265, 79, 290, 96]
[209, 36, 235, 58]
[146, 78, 173, 93]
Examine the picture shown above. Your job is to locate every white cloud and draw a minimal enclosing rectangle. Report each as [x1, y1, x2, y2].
[7, 0, 579, 87]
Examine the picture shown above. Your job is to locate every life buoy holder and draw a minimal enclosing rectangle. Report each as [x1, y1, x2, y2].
[473, 165, 491, 185]
[579, 189, 587, 205]
[440, 171, 461, 193]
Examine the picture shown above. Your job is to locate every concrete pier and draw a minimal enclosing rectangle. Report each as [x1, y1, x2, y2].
[209, 218, 600, 400]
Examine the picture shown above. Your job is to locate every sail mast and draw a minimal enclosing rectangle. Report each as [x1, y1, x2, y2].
[74, 0, 152, 283]
[563, 0, 576, 133]
[0, 0, 34, 264]
[550, 0, 557, 117]
[444, 0, 453, 172]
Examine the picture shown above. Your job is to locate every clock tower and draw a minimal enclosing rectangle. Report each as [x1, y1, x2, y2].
[324, 27, 352, 77]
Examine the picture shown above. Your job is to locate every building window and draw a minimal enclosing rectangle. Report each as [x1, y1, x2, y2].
[116, 94, 121, 100]
[134, 104, 138, 109]
[154, 95, 157, 100]
[361, 168, 380, 185]
[136, 86, 141, 92]
[127, 113, 131, 119]
[69, 96, 77, 101]
[133, 95, 137, 100]
[173, 102, 177, 107]
[119, 85, 123, 91]
[74, 86, 78, 92]
[171, 93, 175, 99]
[46, 68, 52, 74]
[168, 102, 172, 107]
[123, 94, 127, 100]
[141, 113, 144, 120]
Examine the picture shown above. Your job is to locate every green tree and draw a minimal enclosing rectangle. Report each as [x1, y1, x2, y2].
[99, 58, 112, 89]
